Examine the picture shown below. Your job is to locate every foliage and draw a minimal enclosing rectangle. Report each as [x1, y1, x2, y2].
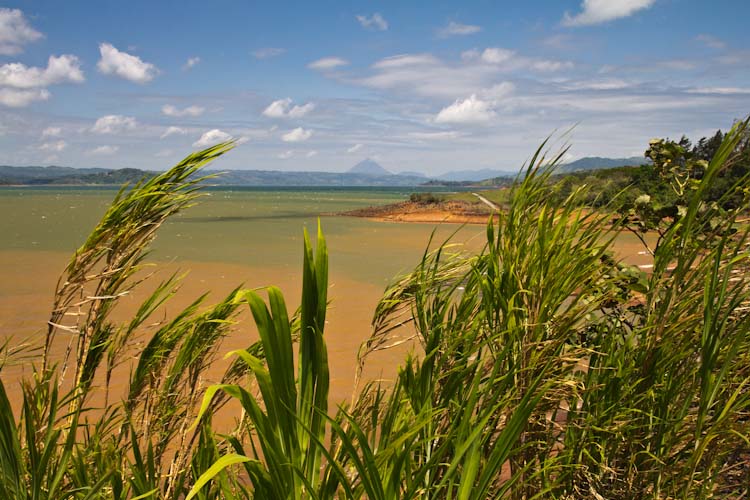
[409, 191, 444, 204]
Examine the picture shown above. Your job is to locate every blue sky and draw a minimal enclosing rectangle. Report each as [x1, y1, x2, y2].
[0, 0, 749, 175]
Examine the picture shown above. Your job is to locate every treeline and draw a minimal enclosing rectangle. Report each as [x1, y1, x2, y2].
[552, 127, 750, 213]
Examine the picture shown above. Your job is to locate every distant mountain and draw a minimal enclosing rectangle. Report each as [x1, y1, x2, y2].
[206, 169, 427, 187]
[0, 165, 153, 185]
[559, 156, 645, 173]
[348, 159, 391, 176]
[398, 171, 427, 178]
[437, 169, 514, 182]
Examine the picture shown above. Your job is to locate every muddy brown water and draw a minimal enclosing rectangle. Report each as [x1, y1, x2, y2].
[0, 187, 655, 422]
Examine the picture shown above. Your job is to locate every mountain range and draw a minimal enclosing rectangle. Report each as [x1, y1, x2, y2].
[0, 156, 647, 187]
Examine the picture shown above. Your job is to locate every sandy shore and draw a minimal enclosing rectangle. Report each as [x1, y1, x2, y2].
[339, 200, 499, 225]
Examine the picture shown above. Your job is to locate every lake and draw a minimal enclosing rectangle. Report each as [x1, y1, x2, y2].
[0, 185, 653, 407]
[0, 186, 489, 405]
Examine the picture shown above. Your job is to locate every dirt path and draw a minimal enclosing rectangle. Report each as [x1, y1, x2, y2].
[472, 192, 500, 211]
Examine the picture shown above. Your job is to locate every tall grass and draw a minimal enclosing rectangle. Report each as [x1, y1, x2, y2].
[2, 121, 750, 498]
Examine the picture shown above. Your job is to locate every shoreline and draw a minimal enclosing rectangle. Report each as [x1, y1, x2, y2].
[336, 199, 499, 225]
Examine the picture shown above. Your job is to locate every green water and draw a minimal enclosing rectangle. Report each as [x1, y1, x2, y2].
[0, 186, 484, 286]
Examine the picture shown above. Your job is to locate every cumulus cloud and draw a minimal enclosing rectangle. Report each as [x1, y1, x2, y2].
[0, 88, 49, 107]
[278, 150, 293, 159]
[562, 0, 656, 27]
[478, 48, 515, 65]
[356, 13, 388, 31]
[193, 129, 232, 148]
[306, 150, 318, 158]
[347, 143, 363, 153]
[308, 57, 349, 70]
[435, 94, 496, 124]
[262, 98, 315, 118]
[97, 43, 158, 83]
[0, 55, 84, 88]
[253, 47, 286, 59]
[39, 140, 67, 152]
[91, 115, 137, 134]
[42, 126, 61, 137]
[183, 56, 200, 70]
[282, 127, 313, 142]
[161, 104, 205, 117]
[160, 126, 188, 139]
[0, 55, 83, 107]
[88, 145, 119, 155]
[438, 21, 481, 37]
[0, 8, 43, 55]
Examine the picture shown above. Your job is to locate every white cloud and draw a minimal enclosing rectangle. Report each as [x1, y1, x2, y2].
[562, 0, 656, 27]
[438, 21, 482, 37]
[39, 140, 67, 152]
[308, 57, 349, 70]
[356, 51, 567, 98]
[97, 43, 158, 83]
[262, 98, 315, 118]
[193, 129, 232, 148]
[282, 127, 313, 142]
[278, 150, 294, 159]
[0, 88, 49, 107]
[161, 104, 205, 117]
[686, 87, 750, 95]
[253, 47, 286, 59]
[91, 115, 137, 134]
[435, 94, 496, 124]
[483, 82, 515, 99]
[88, 145, 119, 156]
[160, 126, 188, 139]
[563, 79, 630, 90]
[41, 126, 61, 137]
[306, 150, 318, 158]
[462, 47, 572, 72]
[480, 48, 515, 65]
[356, 13, 388, 31]
[0, 55, 84, 88]
[695, 34, 726, 50]
[530, 60, 574, 72]
[360, 53, 491, 97]
[183, 56, 200, 70]
[0, 8, 43, 55]
[347, 143, 363, 153]
[408, 131, 462, 141]
[373, 54, 440, 69]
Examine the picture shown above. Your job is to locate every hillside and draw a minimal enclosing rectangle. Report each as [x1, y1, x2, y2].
[0, 165, 153, 185]
[559, 156, 646, 173]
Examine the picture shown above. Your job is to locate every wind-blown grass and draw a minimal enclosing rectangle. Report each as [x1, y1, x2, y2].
[2, 120, 750, 499]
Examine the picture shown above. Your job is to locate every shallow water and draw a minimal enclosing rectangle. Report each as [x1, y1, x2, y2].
[0, 186, 654, 411]
[0, 186, 485, 407]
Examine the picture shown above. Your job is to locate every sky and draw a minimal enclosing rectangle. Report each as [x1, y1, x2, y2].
[0, 0, 749, 175]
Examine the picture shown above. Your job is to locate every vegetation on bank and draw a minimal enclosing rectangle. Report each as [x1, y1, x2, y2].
[1, 120, 750, 498]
